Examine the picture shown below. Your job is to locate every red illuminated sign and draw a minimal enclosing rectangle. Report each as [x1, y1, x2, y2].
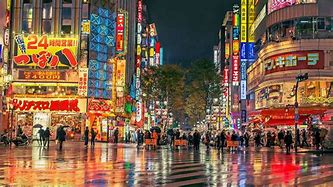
[264, 50, 324, 75]
[224, 68, 229, 85]
[88, 99, 112, 112]
[232, 55, 240, 85]
[12, 99, 80, 112]
[268, 0, 296, 14]
[116, 13, 125, 52]
[138, 0, 142, 23]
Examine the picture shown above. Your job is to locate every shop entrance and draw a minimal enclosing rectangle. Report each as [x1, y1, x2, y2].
[32, 112, 50, 140]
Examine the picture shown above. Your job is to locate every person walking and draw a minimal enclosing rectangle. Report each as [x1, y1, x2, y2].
[56, 126, 66, 151]
[244, 131, 250, 147]
[278, 130, 284, 148]
[17, 125, 23, 137]
[254, 133, 261, 147]
[136, 129, 142, 147]
[167, 129, 174, 147]
[296, 129, 301, 147]
[44, 127, 51, 148]
[38, 127, 45, 146]
[193, 130, 200, 150]
[84, 127, 89, 147]
[90, 128, 96, 147]
[284, 131, 293, 154]
[205, 131, 211, 150]
[266, 131, 272, 147]
[114, 128, 119, 144]
[220, 130, 226, 152]
[301, 129, 309, 147]
[175, 129, 181, 140]
[315, 130, 321, 150]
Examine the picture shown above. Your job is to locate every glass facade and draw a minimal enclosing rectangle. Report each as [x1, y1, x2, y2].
[22, 0, 33, 33]
[42, 0, 53, 34]
[62, 0, 72, 34]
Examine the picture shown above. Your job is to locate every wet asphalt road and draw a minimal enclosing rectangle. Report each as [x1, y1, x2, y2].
[0, 142, 333, 186]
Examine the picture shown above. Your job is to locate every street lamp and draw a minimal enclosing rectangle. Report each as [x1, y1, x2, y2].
[294, 73, 308, 153]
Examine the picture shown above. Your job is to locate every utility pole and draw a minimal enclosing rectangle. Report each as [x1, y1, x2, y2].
[294, 73, 308, 153]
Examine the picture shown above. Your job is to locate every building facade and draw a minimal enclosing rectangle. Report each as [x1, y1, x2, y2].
[247, 0, 333, 128]
[0, 0, 163, 141]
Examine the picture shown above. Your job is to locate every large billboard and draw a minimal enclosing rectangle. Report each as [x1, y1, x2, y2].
[13, 35, 78, 68]
[88, 7, 116, 99]
[264, 50, 324, 75]
[268, 0, 296, 14]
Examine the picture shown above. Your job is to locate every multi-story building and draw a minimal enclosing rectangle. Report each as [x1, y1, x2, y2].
[1, 0, 150, 140]
[247, 0, 333, 129]
[5, 0, 88, 140]
[222, 10, 239, 128]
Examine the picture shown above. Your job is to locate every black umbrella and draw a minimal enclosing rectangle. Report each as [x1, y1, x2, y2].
[150, 126, 161, 133]
[33, 124, 43, 128]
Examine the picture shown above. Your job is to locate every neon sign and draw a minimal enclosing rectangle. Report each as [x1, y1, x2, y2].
[12, 99, 80, 112]
[13, 35, 78, 68]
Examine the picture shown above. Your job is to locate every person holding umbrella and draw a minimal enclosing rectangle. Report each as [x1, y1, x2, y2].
[37, 127, 45, 146]
[44, 127, 51, 148]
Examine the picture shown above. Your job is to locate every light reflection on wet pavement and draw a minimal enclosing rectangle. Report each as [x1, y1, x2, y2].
[0, 142, 333, 186]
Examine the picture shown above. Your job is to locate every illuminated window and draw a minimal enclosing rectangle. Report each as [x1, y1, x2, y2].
[22, 0, 33, 33]
[61, 0, 72, 34]
[42, 0, 53, 34]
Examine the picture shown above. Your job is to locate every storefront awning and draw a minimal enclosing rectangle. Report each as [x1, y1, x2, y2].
[260, 108, 327, 117]
[263, 116, 307, 127]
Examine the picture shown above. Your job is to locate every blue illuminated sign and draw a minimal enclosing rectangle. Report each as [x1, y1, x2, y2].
[248, 43, 255, 60]
[240, 43, 246, 59]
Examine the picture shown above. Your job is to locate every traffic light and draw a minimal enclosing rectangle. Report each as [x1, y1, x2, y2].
[296, 73, 308, 82]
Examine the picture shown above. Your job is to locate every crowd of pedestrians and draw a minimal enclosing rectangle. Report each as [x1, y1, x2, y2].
[1, 124, 329, 154]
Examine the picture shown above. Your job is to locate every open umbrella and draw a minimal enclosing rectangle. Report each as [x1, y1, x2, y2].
[150, 126, 161, 133]
[33, 124, 43, 128]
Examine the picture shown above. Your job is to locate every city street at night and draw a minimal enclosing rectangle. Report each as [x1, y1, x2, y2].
[0, 143, 333, 186]
[2, 0, 333, 186]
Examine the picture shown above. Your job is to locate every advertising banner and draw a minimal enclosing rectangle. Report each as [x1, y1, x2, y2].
[116, 59, 126, 87]
[264, 50, 324, 75]
[78, 68, 88, 97]
[88, 99, 113, 112]
[10, 98, 86, 112]
[232, 55, 240, 86]
[225, 43, 230, 59]
[241, 0, 247, 43]
[18, 70, 66, 81]
[268, 0, 296, 14]
[224, 68, 229, 86]
[248, 0, 255, 42]
[240, 80, 247, 99]
[149, 23, 157, 37]
[13, 35, 78, 68]
[116, 12, 125, 53]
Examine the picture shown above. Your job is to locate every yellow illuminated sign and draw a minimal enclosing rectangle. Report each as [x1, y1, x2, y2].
[82, 20, 90, 34]
[248, 0, 255, 42]
[225, 43, 230, 59]
[241, 0, 248, 43]
[14, 35, 78, 68]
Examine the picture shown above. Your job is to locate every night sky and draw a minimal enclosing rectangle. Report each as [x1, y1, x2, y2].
[146, 0, 240, 65]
